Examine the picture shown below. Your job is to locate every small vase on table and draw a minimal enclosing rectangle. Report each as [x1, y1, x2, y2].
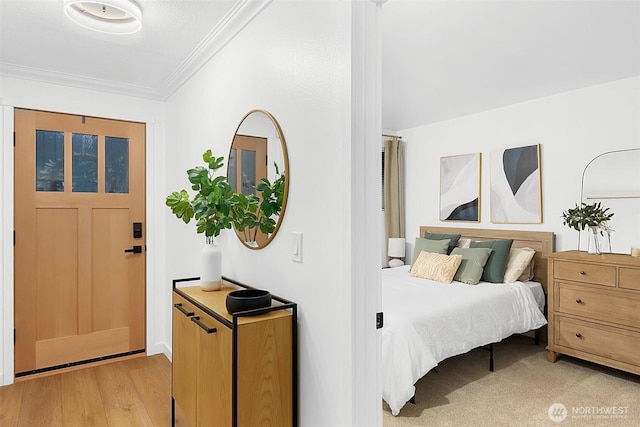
[587, 226, 602, 255]
[200, 236, 222, 291]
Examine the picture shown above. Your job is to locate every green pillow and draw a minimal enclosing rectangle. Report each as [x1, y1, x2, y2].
[411, 238, 450, 265]
[451, 247, 493, 285]
[469, 239, 514, 283]
[424, 232, 462, 254]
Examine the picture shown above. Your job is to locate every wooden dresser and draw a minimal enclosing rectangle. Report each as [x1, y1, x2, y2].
[547, 250, 640, 375]
[172, 277, 297, 427]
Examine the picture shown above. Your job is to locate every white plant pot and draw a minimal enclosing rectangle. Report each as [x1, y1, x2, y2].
[200, 238, 222, 291]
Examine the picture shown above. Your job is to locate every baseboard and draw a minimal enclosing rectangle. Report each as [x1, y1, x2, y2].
[147, 341, 172, 362]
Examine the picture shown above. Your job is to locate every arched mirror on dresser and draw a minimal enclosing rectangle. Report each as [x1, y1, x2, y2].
[581, 148, 640, 254]
[227, 110, 289, 249]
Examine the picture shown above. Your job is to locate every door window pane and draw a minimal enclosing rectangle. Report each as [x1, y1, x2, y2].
[72, 133, 98, 193]
[105, 136, 129, 193]
[36, 130, 64, 191]
[241, 150, 256, 195]
[228, 148, 237, 192]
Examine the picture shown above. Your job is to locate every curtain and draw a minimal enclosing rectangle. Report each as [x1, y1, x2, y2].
[384, 137, 405, 255]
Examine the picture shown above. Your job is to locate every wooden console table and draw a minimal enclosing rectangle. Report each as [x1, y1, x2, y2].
[172, 277, 297, 426]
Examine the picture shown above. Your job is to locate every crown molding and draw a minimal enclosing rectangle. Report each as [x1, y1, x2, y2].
[0, 0, 273, 101]
[158, 0, 272, 99]
[0, 62, 162, 100]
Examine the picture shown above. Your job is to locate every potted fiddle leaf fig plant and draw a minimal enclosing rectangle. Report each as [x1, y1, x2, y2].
[256, 162, 286, 231]
[230, 192, 260, 243]
[562, 201, 614, 254]
[231, 163, 286, 246]
[166, 149, 237, 291]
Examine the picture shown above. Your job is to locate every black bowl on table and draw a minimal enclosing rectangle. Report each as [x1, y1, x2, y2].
[226, 289, 272, 314]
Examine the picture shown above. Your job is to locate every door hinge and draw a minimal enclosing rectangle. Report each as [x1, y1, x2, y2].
[13, 132, 16, 147]
[13, 230, 16, 245]
[376, 312, 383, 329]
[14, 328, 16, 344]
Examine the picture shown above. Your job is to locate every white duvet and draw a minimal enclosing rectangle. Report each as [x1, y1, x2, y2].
[381, 266, 547, 416]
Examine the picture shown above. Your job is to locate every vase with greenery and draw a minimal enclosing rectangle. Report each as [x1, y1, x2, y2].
[231, 163, 286, 247]
[166, 149, 237, 290]
[561, 201, 614, 254]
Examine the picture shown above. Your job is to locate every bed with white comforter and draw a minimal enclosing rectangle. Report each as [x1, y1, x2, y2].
[381, 265, 547, 416]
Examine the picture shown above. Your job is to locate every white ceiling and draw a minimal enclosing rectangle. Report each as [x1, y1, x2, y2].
[0, 0, 267, 99]
[1, 1, 639, 130]
[382, 0, 640, 130]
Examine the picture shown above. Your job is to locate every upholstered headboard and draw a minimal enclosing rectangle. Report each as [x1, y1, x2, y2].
[418, 226, 555, 293]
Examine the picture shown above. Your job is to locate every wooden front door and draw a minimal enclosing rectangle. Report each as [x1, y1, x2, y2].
[228, 134, 268, 246]
[14, 109, 146, 375]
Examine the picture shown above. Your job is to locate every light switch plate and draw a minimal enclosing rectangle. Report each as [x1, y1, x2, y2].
[292, 232, 302, 262]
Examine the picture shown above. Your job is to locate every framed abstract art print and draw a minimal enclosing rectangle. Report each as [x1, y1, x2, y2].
[490, 144, 542, 223]
[439, 153, 481, 222]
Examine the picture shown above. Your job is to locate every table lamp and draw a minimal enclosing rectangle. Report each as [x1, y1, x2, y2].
[388, 237, 406, 268]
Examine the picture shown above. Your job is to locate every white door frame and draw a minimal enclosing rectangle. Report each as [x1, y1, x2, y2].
[350, 1, 383, 426]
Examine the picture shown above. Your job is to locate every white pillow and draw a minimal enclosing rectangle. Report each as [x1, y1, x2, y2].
[518, 258, 535, 282]
[503, 247, 536, 283]
[457, 238, 472, 249]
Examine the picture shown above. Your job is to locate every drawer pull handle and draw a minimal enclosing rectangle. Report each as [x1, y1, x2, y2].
[575, 333, 582, 338]
[579, 271, 586, 275]
[575, 298, 582, 304]
[174, 303, 194, 317]
[191, 316, 217, 334]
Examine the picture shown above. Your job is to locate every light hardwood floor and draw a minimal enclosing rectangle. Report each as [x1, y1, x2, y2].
[0, 354, 172, 427]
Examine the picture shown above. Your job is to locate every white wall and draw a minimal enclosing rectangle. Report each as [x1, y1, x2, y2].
[0, 77, 168, 384]
[1, 3, 383, 425]
[401, 76, 640, 254]
[163, 1, 381, 426]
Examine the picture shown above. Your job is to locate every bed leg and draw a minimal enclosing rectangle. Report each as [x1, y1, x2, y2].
[489, 343, 494, 372]
[409, 394, 416, 404]
[534, 329, 540, 346]
[481, 344, 495, 371]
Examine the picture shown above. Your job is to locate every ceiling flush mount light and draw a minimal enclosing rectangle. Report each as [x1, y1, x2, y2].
[63, 0, 142, 35]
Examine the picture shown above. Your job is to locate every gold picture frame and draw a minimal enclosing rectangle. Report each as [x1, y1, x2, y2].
[439, 152, 481, 222]
[490, 144, 542, 224]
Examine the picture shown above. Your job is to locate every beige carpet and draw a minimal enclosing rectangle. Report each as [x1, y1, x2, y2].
[383, 334, 640, 427]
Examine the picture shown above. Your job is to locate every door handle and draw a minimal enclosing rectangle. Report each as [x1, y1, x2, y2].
[124, 245, 142, 254]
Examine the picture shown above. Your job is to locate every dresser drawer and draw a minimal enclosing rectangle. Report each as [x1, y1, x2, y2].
[620, 267, 640, 291]
[557, 283, 640, 329]
[556, 316, 640, 367]
[553, 260, 616, 287]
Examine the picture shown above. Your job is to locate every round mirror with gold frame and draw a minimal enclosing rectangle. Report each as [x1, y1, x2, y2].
[227, 110, 289, 249]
